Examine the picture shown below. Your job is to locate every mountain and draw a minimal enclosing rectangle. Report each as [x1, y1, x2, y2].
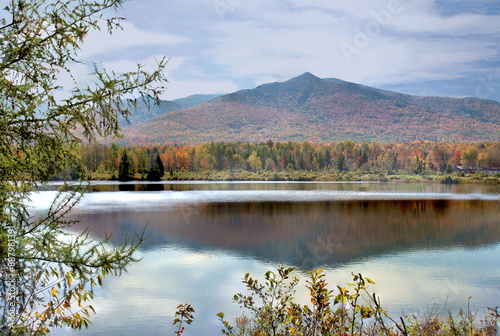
[119, 93, 223, 127]
[120, 73, 500, 144]
[173, 94, 223, 110]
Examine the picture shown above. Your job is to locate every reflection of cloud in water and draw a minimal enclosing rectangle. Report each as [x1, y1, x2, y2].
[52, 242, 500, 336]
[55, 247, 269, 335]
[33, 185, 500, 335]
[329, 245, 500, 315]
[28, 189, 500, 213]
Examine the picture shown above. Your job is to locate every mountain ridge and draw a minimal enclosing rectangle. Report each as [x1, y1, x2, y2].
[118, 73, 500, 145]
[119, 93, 223, 127]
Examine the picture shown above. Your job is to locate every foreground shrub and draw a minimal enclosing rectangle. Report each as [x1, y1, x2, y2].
[211, 267, 499, 336]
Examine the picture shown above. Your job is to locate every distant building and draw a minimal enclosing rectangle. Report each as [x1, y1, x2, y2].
[454, 166, 500, 174]
[481, 167, 500, 174]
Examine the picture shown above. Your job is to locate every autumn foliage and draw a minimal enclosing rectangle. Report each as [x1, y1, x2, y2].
[116, 73, 500, 145]
[79, 140, 500, 179]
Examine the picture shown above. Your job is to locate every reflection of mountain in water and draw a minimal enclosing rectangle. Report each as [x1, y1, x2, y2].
[71, 200, 500, 268]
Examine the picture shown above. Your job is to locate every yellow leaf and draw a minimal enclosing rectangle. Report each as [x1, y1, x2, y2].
[51, 287, 56, 296]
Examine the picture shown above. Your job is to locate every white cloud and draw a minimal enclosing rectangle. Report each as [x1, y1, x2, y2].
[209, 21, 342, 77]
[81, 0, 500, 100]
[392, 3, 500, 35]
[101, 56, 238, 99]
[79, 21, 189, 59]
[198, 0, 499, 95]
[100, 56, 235, 100]
[336, 37, 497, 86]
[101, 55, 180, 75]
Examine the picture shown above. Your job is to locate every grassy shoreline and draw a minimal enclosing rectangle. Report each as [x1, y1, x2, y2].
[89, 169, 500, 185]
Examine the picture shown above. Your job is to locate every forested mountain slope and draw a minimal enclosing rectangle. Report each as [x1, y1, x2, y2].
[119, 93, 222, 127]
[119, 73, 500, 144]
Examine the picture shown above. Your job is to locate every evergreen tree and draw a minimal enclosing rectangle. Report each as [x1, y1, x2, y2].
[325, 149, 332, 167]
[334, 153, 348, 172]
[118, 151, 135, 181]
[147, 155, 164, 181]
[362, 151, 369, 164]
[155, 155, 165, 175]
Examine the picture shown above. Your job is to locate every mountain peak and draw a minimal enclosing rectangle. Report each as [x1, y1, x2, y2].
[283, 72, 321, 87]
[294, 72, 319, 80]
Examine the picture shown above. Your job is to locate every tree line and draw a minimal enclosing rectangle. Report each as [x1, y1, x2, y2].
[78, 140, 500, 180]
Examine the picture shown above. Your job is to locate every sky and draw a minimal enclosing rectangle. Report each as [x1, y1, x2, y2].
[78, 0, 500, 102]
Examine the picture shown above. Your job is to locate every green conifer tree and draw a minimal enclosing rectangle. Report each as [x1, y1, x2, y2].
[118, 151, 135, 181]
[146, 155, 164, 181]
[335, 153, 348, 172]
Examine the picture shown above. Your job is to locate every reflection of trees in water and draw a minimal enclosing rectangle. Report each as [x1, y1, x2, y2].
[72, 200, 500, 268]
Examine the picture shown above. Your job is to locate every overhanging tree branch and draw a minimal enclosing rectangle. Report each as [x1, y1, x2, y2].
[0, 0, 167, 333]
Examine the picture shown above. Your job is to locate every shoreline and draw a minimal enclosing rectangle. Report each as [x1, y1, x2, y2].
[86, 170, 500, 185]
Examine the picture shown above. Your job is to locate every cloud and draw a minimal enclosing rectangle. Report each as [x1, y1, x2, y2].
[100, 55, 237, 99]
[200, 0, 499, 94]
[99, 56, 237, 100]
[391, 3, 500, 35]
[101, 55, 178, 75]
[87, 0, 500, 100]
[80, 21, 189, 59]
[339, 37, 497, 85]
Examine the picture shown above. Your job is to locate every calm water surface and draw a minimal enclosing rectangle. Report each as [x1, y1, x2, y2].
[29, 181, 500, 335]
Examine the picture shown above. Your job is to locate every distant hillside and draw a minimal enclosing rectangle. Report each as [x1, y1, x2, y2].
[173, 94, 223, 110]
[120, 73, 500, 144]
[119, 93, 222, 127]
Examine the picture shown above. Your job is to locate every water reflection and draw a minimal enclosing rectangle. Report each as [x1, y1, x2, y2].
[70, 197, 500, 269]
[39, 180, 500, 194]
[34, 182, 499, 336]
[57, 243, 500, 336]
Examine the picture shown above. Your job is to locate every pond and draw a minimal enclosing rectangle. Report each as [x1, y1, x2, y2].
[29, 181, 500, 335]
